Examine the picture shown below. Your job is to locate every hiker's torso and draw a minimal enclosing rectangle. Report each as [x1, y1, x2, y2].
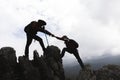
[64, 39, 79, 49]
[24, 21, 44, 35]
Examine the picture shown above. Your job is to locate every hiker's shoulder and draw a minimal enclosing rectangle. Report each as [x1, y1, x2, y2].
[31, 21, 38, 24]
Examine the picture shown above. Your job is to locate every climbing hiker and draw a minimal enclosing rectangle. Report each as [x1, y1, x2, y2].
[24, 19, 54, 58]
[55, 35, 85, 69]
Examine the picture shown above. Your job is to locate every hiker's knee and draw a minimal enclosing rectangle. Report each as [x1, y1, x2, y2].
[35, 37, 43, 42]
[38, 38, 43, 42]
[63, 48, 67, 51]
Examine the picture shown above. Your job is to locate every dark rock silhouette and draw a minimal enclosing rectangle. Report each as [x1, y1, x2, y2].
[0, 47, 17, 80]
[77, 64, 96, 80]
[1, 46, 120, 80]
[0, 46, 65, 80]
[95, 64, 120, 80]
[77, 64, 120, 80]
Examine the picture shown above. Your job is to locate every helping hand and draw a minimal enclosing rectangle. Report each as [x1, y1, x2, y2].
[51, 34, 55, 37]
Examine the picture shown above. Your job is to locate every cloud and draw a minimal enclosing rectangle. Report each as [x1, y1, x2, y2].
[81, 0, 120, 25]
[1, 0, 120, 61]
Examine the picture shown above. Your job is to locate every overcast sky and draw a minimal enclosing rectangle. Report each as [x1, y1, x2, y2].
[1, 0, 120, 62]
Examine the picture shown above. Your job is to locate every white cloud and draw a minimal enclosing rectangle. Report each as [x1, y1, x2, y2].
[81, 0, 120, 25]
[1, 0, 120, 61]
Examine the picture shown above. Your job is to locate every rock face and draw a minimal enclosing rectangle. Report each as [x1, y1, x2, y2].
[77, 64, 120, 80]
[0, 46, 65, 80]
[95, 64, 120, 80]
[1, 46, 120, 80]
[0, 47, 17, 80]
[77, 64, 96, 80]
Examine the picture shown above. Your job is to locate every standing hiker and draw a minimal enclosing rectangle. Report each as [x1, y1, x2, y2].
[24, 20, 54, 58]
[55, 35, 85, 69]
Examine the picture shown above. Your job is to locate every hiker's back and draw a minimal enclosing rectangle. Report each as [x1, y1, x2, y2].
[24, 21, 38, 34]
[65, 39, 79, 49]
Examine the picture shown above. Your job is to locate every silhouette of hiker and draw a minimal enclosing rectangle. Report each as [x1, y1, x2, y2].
[55, 35, 85, 69]
[24, 20, 54, 58]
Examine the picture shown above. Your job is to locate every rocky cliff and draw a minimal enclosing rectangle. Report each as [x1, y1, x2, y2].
[0, 46, 65, 80]
[77, 64, 120, 80]
[0, 46, 120, 80]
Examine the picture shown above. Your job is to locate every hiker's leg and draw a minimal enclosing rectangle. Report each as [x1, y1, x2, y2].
[33, 35, 45, 52]
[73, 50, 85, 69]
[60, 48, 67, 58]
[25, 35, 33, 57]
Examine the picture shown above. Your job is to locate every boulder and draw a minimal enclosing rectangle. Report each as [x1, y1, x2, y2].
[0, 47, 17, 80]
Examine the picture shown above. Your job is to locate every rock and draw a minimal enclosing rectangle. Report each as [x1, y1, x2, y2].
[77, 64, 120, 80]
[0, 47, 17, 80]
[32, 50, 53, 80]
[2, 46, 120, 80]
[0, 46, 65, 80]
[45, 46, 65, 80]
[77, 64, 96, 80]
[18, 56, 40, 80]
[32, 46, 65, 80]
[95, 64, 120, 80]
[0, 47, 17, 68]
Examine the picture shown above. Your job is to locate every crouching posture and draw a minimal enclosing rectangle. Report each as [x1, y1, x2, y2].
[55, 35, 85, 69]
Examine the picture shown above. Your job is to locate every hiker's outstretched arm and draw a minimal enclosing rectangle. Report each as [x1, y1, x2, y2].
[55, 36, 64, 41]
[41, 29, 54, 37]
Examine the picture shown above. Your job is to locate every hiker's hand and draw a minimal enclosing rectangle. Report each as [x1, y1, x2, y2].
[53, 35, 58, 38]
[51, 34, 55, 37]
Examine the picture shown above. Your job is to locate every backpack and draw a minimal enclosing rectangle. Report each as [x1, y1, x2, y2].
[24, 21, 38, 33]
[67, 39, 79, 48]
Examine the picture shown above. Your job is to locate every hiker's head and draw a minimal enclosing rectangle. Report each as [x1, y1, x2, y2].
[62, 35, 69, 40]
[38, 20, 46, 26]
